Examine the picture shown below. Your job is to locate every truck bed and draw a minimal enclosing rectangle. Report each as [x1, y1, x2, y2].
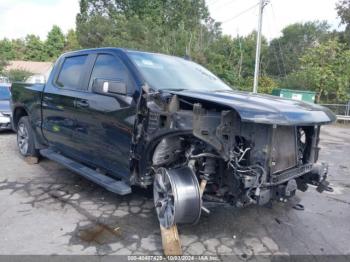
[11, 82, 45, 131]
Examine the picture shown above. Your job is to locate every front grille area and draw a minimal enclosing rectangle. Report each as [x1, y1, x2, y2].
[271, 126, 297, 174]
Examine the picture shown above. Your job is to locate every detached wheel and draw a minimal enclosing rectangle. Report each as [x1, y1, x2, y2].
[17, 116, 38, 157]
[153, 166, 201, 228]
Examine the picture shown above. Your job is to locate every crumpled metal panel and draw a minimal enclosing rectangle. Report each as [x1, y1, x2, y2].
[171, 90, 336, 126]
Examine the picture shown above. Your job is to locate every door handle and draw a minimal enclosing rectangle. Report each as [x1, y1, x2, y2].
[75, 100, 89, 108]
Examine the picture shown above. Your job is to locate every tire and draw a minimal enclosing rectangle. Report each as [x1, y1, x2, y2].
[17, 116, 38, 157]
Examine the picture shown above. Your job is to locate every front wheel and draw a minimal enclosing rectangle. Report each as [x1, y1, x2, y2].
[153, 166, 201, 228]
[17, 116, 38, 157]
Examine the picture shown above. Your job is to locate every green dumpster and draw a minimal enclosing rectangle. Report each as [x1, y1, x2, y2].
[272, 88, 316, 103]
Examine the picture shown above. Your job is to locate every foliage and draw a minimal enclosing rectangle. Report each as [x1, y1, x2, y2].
[337, 0, 350, 27]
[0, 26, 79, 63]
[24, 35, 48, 61]
[337, 0, 350, 45]
[203, 32, 269, 89]
[236, 76, 278, 94]
[45, 25, 65, 59]
[0, 59, 8, 74]
[0, 39, 11, 73]
[76, 0, 221, 60]
[0, 39, 16, 60]
[0, 38, 26, 62]
[281, 40, 350, 103]
[64, 29, 81, 51]
[267, 21, 331, 77]
[4, 69, 32, 82]
[10, 39, 26, 60]
[0, 1, 349, 103]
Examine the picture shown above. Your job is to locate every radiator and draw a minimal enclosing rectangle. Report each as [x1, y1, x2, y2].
[270, 126, 297, 174]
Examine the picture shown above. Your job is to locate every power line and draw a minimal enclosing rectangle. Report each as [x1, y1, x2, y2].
[220, 2, 260, 24]
[269, 1, 287, 77]
[271, 44, 283, 76]
[207, 0, 231, 7]
[206, 0, 215, 4]
[237, 30, 244, 79]
[209, 0, 240, 11]
[262, 1, 283, 76]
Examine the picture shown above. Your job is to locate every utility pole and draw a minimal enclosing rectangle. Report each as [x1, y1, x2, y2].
[253, 0, 268, 93]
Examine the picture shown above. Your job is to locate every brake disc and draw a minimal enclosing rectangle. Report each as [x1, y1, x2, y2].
[153, 166, 201, 228]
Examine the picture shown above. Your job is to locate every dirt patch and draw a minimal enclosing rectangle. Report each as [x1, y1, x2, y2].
[78, 223, 121, 245]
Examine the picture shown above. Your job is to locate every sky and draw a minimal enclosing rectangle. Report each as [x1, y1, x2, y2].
[208, 0, 344, 41]
[0, 0, 80, 39]
[0, 0, 344, 41]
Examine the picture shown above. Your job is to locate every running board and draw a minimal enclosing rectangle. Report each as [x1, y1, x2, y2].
[40, 149, 131, 195]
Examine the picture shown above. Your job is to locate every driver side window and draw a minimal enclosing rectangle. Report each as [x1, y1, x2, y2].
[89, 54, 132, 93]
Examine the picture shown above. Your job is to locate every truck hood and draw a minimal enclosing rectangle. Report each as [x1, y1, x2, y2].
[172, 89, 336, 126]
[0, 100, 11, 114]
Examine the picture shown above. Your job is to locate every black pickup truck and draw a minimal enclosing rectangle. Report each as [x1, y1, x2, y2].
[11, 48, 336, 228]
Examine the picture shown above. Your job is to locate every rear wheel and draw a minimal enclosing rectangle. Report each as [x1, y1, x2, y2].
[17, 116, 38, 157]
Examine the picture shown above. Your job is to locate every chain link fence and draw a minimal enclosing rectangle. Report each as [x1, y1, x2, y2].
[321, 102, 350, 122]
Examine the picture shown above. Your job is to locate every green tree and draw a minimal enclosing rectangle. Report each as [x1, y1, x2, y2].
[0, 39, 16, 60]
[267, 21, 331, 77]
[336, 0, 350, 45]
[45, 25, 65, 59]
[76, 14, 115, 48]
[5, 69, 32, 82]
[0, 59, 8, 74]
[0, 39, 11, 74]
[203, 32, 268, 89]
[64, 29, 80, 51]
[11, 39, 26, 60]
[337, 0, 350, 28]
[74, 0, 349, 102]
[282, 40, 350, 103]
[24, 35, 47, 61]
[76, 0, 219, 57]
[0, 38, 26, 67]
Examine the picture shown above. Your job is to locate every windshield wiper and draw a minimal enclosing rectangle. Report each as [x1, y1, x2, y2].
[213, 89, 235, 93]
[160, 88, 188, 92]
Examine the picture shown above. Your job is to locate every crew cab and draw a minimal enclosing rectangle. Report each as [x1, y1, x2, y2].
[11, 48, 336, 228]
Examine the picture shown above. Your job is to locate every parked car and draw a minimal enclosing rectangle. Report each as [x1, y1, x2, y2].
[11, 48, 336, 228]
[0, 84, 12, 131]
[25, 74, 46, 84]
[0, 76, 10, 84]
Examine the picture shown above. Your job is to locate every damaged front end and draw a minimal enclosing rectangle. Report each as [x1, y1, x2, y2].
[131, 88, 335, 228]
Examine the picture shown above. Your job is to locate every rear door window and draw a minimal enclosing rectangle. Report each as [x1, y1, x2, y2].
[56, 55, 88, 90]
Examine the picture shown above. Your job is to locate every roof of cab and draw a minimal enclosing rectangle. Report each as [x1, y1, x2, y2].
[60, 47, 128, 57]
[59, 47, 177, 58]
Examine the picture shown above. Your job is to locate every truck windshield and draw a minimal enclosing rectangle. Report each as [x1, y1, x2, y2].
[128, 51, 232, 92]
[0, 86, 11, 100]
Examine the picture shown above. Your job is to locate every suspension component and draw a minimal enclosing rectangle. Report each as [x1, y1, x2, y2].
[199, 157, 216, 195]
[199, 157, 217, 214]
[201, 158, 216, 181]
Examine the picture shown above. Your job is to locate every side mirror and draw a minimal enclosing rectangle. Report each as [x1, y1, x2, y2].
[92, 78, 127, 96]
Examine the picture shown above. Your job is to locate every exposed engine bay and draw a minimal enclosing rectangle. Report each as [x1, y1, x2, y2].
[131, 88, 332, 228]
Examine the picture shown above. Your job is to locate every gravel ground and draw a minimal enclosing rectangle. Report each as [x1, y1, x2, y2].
[0, 125, 349, 260]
